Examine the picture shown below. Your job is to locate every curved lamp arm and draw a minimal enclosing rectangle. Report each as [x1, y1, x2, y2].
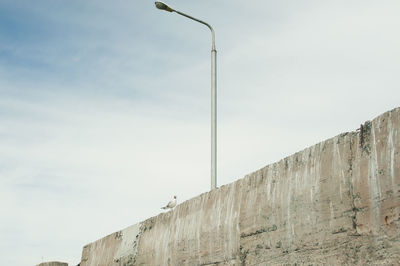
[155, 1, 216, 51]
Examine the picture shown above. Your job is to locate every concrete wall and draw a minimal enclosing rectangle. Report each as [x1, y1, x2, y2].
[80, 107, 400, 265]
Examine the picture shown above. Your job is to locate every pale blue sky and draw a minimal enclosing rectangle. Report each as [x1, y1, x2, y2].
[1, 0, 400, 265]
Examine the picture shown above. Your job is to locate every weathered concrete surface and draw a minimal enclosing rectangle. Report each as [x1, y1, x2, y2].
[80, 107, 400, 265]
[36, 262, 68, 266]
[81, 223, 141, 265]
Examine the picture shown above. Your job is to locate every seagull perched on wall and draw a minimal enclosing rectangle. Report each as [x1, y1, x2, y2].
[161, 195, 177, 210]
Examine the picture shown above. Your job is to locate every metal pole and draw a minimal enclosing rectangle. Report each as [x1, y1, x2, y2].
[211, 48, 217, 190]
[175, 10, 217, 190]
[155, 2, 217, 189]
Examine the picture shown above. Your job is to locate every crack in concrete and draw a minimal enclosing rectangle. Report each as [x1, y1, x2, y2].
[240, 224, 278, 238]
[199, 258, 238, 266]
[348, 134, 360, 234]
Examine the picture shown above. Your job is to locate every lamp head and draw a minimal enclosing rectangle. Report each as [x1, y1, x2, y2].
[155, 1, 174, 12]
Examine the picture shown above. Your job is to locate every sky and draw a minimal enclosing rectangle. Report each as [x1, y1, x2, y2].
[0, 0, 399, 265]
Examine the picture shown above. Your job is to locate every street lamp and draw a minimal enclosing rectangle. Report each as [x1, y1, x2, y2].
[154, 1, 217, 190]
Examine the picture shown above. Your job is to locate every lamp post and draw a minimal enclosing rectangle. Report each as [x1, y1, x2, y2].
[155, 1, 217, 190]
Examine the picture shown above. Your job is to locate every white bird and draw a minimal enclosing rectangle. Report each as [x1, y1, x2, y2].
[161, 195, 177, 210]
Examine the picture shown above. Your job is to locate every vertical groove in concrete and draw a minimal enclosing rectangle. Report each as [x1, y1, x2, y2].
[80, 107, 400, 265]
